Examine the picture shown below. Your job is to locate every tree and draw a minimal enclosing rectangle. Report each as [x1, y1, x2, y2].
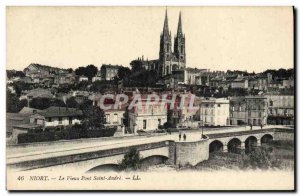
[75, 65, 98, 80]
[6, 90, 27, 113]
[75, 66, 86, 76]
[66, 97, 79, 108]
[130, 60, 145, 73]
[29, 97, 52, 110]
[67, 68, 73, 73]
[84, 64, 98, 79]
[7, 70, 25, 79]
[119, 148, 141, 170]
[80, 100, 105, 129]
[116, 67, 131, 80]
[13, 81, 32, 97]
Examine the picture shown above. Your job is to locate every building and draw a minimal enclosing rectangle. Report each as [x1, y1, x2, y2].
[9, 107, 82, 144]
[29, 106, 82, 127]
[158, 11, 186, 77]
[100, 64, 122, 81]
[78, 76, 89, 82]
[229, 96, 268, 126]
[230, 75, 249, 89]
[248, 73, 272, 91]
[92, 76, 102, 82]
[130, 10, 186, 77]
[19, 88, 55, 101]
[184, 68, 208, 85]
[199, 98, 230, 126]
[128, 95, 167, 133]
[266, 94, 294, 125]
[24, 63, 68, 78]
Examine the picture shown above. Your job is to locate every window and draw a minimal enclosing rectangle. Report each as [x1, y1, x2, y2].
[69, 117, 72, 125]
[167, 44, 169, 52]
[58, 117, 62, 124]
[248, 111, 251, 117]
[217, 104, 221, 107]
[181, 45, 184, 53]
[105, 114, 110, 123]
[48, 117, 52, 122]
[143, 120, 147, 129]
[113, 114, 118, 123]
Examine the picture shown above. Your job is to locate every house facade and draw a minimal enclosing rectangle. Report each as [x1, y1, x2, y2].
[230, 96, 268, 126]
[199, 98, 230, 126]
[128, 96, 167, 133]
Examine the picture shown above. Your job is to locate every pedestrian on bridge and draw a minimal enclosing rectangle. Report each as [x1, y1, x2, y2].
[260, 124, 263, 129]
[183, 134, 186, 141]
[179, 132, 182, 141]
[250, 124, 253, 130]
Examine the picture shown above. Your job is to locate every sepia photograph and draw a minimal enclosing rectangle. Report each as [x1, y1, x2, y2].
[5, 6, 295, 191]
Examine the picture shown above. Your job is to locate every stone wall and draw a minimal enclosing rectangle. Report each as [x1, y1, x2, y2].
[175, 138, 209, 166]
[273, 131, 294, 141]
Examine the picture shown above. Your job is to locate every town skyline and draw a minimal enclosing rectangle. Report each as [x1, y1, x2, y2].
[7, 6, 293, 72]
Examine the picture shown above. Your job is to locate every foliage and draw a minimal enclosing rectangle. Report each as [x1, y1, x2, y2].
[123, 70, 159, 87]
[263, 68, 294, 79]
[130, 60, 145, 73]
[12, 81, 32, 97]
[80, 101, 105, 129]
[116, 67, 131, 80]
[241, 145, 281, 169]
[29, 97, 52, 110]
[66, 97, 79, 108]
[119, 148, 142, 171]
[75, 64, 98, 80]
[17, 126, 117, 144]
[6, 90, 28, 113]
[7, 70, 25, 79]
[163, 122, 173, 129]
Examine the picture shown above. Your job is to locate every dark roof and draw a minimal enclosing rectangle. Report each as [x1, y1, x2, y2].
[19, 107, 42, 115]
[38, 106, 83, 118]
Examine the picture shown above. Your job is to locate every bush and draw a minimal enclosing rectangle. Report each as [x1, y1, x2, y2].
[17, 126, 117, 144]
[240, 146, 281, 170]
[119, 148, 141, 171]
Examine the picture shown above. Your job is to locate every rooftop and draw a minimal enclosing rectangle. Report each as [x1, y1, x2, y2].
[38, 106, 83, 118]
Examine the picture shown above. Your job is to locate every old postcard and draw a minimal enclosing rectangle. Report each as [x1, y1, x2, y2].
[6, 6, 295, 191]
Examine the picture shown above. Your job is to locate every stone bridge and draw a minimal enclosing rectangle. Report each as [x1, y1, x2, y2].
[7, 128, 293, 173]
[207, 130, 276, 153]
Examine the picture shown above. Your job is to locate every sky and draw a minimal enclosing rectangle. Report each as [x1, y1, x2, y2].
[6, 6, 294, 72]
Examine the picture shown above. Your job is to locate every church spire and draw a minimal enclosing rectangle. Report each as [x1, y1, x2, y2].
[163, 8, 169, 36]
[177, 11, 183, 36]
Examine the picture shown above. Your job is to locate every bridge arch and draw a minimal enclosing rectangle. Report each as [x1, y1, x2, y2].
[87, 163, 120, 173]
[227, 138, 242, 153]
[209, 140, 224, 153]
[261, 134, 273, 144]
[245, 136, 258, 154]
[140, 155, 168, 168]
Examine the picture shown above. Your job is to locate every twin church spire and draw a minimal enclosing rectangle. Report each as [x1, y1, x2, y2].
[159, 8, 186, 75]
[162, 9, 184, 37]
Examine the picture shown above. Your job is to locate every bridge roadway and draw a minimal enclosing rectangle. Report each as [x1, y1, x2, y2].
[7, 125, 291, 170]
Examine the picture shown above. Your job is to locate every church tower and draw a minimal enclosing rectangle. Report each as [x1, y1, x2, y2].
[159, 9, 172, 76]
[174, 11, 186, 69]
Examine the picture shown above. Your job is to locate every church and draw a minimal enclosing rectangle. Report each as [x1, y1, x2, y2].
[133, 9, 186, 77]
